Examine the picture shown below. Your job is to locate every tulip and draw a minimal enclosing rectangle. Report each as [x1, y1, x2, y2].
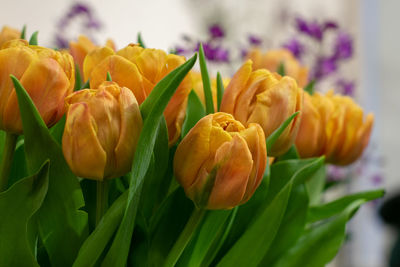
[83, 44, 191, 145]
[295, 90, 374, 165]
[0, 26, 20, 47]
[191, 71, 230, 110]
[0, 39, 75, 134]
[220, 60, 303, 156]
[69, 35, 116, 77]
[62, 81, 142, 180]
[174, 112, 266, 210]
[246, 48, 309, 88]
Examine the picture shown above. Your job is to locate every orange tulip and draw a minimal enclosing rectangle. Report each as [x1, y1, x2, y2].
[69, 35, 116, 77]
[83, 43, 191, 145]
[174, 112, 266, 210]
[246, 48, 309, 88]
[0, 39, 74, 133]
[0, 26, 20, 47]
[62, 81, 142, 180]
[295, 90, 374, 165]
[220, 60, 303, 156]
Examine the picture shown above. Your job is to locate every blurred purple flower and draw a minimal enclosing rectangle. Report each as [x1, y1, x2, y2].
[174, 46, 186, 55]
[55, 35, 69, 49]
[68, 3, 90, 18]
[371, 174, 383, 186]
[308, 21, 323, 41]
[248, 35, 262, 46]
[209, 24, 225, 39]
[295, 17, 310, 34]
[334, 32, 353, 60]
[214, 47, 229, 62]
[327, 165, 348, 182]
[283, 38, 304, 58]
[313, 57, 338, 79]
[336, 79, 355, 96]
[195, 42, 230, 63]
[323, 21, 339, 31]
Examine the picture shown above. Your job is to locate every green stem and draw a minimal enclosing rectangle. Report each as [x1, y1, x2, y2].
[164, 208, 206, 267]
[0, 133, 18, 192]
[96, 180, 109, 226]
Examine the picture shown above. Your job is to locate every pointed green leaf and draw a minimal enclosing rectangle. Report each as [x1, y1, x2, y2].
[28, 31, 38, 45]
[305, 163, 326, 205]
[21, 25, 27, 39]
[216, 72, 224, 111]
[81, 79, 90, 90]
[0, 160, 49, 267]
[266, 112, 300, 152]
[304, 80, 316, 95]
[102, 54, 197, 266]
[12, 76, 88, 267]
[277, 62, 285, 76]
[181, 90, 206, 137]
[198, 43, 215, 114]
[137, 32, 146, 48]
[106, 72, 112, 81]
[74, 64, 83, 91]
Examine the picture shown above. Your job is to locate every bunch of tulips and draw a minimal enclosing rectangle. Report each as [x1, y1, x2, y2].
[0, 25, 383, 267]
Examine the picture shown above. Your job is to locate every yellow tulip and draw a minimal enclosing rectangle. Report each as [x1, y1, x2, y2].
[0, 39, 74, 133]
[246, 48, 309, 88]
[62, 81, 142, 180]
[69, 35, 116, 77]
[83, 44, 191, 145]
[191, 71, 230, 110]
[0, 26, 20, 47]
[295, 90, 374, 165]
[220, 60, 303, 156]
[174, 112, 267, 210]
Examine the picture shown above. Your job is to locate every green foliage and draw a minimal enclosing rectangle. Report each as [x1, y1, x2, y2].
[181, 90, 206, 138]
[28, 31, 39, 45]
[304, 80, 316, 95]
[137, 32, 146, 48]
[198, 43, 215, 114]
[216, 72, 224, 111]
[277, 62, 286, 76]
[266, 112, 300, 152]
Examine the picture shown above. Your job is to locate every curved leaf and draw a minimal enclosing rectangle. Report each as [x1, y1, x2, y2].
[181, 90, 206, 138]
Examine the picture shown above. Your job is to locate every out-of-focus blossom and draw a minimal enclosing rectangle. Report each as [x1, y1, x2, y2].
[62, 81, 142, 180]
[191, 71, 230, 110]
[221, 60, 303, 156]
[195, 42, 230, 63]
[174, 112, 266, 210]
[83, 44, 192, 145]
[0, 26, 20, 47]
[282, 38, 304, 59]
[323, 21, 339, 31]
[0, 39, 75, 133]
[248, 35, 263, 46]
[313, 56, 337, 80]
[295, 90, 374, 166]
[69, 35, 116, 77]
[334, 31, 353, 60]
[246, 48, 309, 87]
[209, 24, 225, 39]
[336, 79, 355, 96]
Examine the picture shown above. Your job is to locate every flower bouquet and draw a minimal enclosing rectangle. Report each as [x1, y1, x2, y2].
[0, 25, 383, 267]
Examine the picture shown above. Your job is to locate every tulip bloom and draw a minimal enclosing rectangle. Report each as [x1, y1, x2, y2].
[0, 39, 75, 133]
[246, 48, 309, 88]
[191, 71, 230, 110]
[174, 112, 266, 210]
[62, 81, 142, 180]
[220, 60, 303, 156]
[295, 90, 374, 165]
[0, 26, 20, 47]
[69, 35, 116, 77]
[83, 44, 191, 145]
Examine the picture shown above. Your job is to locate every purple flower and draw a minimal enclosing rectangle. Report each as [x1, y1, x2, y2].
[336, 79, 355, 96]
[248, 35, 262, 46]
[209, 24, 225, 39]
[282, 38, 304, 58]
[308, 21, 323, 41]
[174, 46, 186, 55]
[214, 47, 229, 62]
[54, 35, 69, 49]
[323, 21, 338, 31]
[334, 32, 353, 60]
[313, 57, 338, 80]
[195, 42, 230, 63]
[295, 17, 310, 34]
[371, 174, 384, 186]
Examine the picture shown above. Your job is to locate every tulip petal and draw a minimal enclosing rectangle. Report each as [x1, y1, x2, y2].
[83, 46, 115, 82]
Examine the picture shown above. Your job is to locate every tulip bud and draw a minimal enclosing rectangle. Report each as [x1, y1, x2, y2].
[295, 90, 374, 165]
[220, 60, 303, 156]
[83, 44, 191, 145]
[69, 35, 116, 77]
[62, 81, 142, 180]
[246, 48, 309, 87]
[174, 112, 267, 210]
[0, 26, 20, 47]
[0, 39, 75, 134]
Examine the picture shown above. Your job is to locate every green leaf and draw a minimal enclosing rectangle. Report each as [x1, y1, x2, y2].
[106, 72, 112, 81]
[137, 32, 146, 48]
[277, 62, 285, 76]
[305, 163, 326, 205]
[28, 31, 38, 45]
[21, 25, 27, 39]
[49, 115, 66, 145]
[266, 112, 300, 152]
[9, 138, 28, 185]
[102, 54, 197, 266]
[304, 80, 316, 95]
[81, 79, 90, 90]
[198, 43, 215, 114]
[0, 160, 49, 267]
[216, 72, 224, 111]
[73, 191, 128, 267]
[12, 76, 88, 267]
[181, 90, 206, 138]
[307, 189, 385, 223]
[273, 200, 366, 267]
[74, 64, 83, 91]
[276, 145, 299, 161]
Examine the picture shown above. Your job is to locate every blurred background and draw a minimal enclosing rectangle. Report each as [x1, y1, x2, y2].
[1, 0, 399, 266]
